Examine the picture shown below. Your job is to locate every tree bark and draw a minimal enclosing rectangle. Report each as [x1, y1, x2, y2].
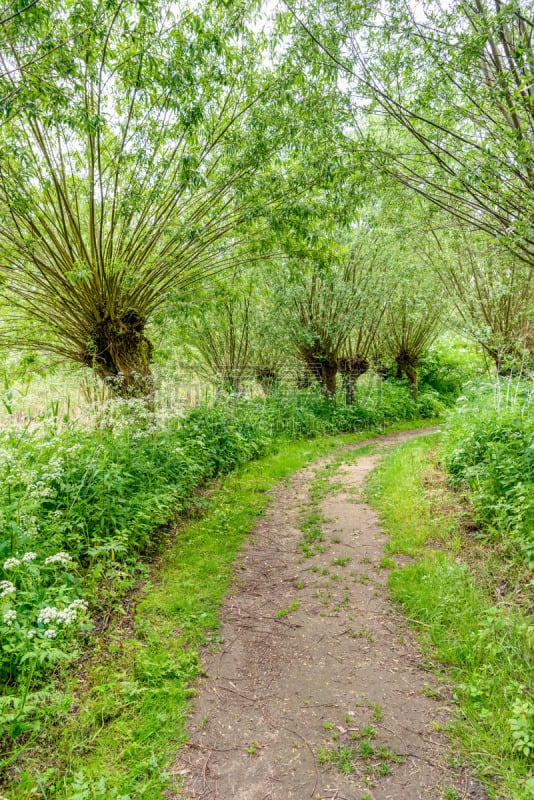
[83, 310, 154, 398]
[303, 351, 338, 397]
[322, 359, 338, 397]
[395, 352, 419, 399]
[339, 356, 369, 405]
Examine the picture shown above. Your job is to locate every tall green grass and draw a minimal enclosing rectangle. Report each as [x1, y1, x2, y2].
[369, 435, 534, 800]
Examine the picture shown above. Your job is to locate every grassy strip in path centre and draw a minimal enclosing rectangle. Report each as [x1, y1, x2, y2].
[10, 419, 435, 800]
[368, 434, 534, 800]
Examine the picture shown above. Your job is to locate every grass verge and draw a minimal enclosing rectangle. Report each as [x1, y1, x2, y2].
[8, 421, 436, 799]
[368, 434, 534, 800]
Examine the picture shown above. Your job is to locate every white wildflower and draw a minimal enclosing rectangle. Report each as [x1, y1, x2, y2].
[3, 609, 16, 625]
[57, 599, 88, 626]
[57, 608, 76, 625]
[44, 552, 73, 566]
[3, 557, 21, 569]
[22, 552, 37, 562]
[27, 629, 36, 639]
[0, 581, 16, 597]
[43, 628, 57, 639]
[69, 599, 88, 611]
[37, 606, 58, 625]
[28, 482, 55, 500]
[20, 514, 40, 538]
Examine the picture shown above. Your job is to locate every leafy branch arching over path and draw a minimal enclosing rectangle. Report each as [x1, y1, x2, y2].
[172, 430, 486, 800]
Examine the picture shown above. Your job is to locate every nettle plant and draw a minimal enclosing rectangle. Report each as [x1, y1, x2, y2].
[0, 550, 89, 683]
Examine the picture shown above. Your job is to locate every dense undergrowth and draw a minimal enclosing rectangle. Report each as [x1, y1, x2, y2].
[369, 433, 534, 800]
[442, 380, 534, 566]
[0, 379, 444, 746]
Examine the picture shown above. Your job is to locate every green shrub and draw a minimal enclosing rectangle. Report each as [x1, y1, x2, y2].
[443, 384, 534, 564]
[418, 343, 481, 403]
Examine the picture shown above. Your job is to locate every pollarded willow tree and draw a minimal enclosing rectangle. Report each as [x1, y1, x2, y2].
[425, 229, 534, 375]
[277, 226, 385, 396]
[178, 265, 292, 395]
[382, 298, 443, 398]
[184, 272, 255, 394]
[338, 300, 385, 404]
[0, 0, 307, 396]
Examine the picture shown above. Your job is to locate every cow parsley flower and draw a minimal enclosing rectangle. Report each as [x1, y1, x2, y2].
[3, 610, 16, 625]
[57, 599, 88, 626]
[57, 607, 76, 625]
[3, 557, 21, 569]
[27, 629, 36, 639]
[44, 628, 57, 639]
[69, 599, 88, 611]
[0, 581, 16, 597]
[37, 606, 58, 625]
[44, 552, 73, 566]
[22, 551, 37, 562]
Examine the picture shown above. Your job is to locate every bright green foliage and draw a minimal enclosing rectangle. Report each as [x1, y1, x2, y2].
[443, 384, 534, 565]
[0, 382, 442, 701]
[424, 231, 534, 374]
[510, 697, 534, 759]
[417, 346, 481, 405]
[0, 0, 343, 394]
[293, 0, 534, 269]
[370, 436, 534, 799]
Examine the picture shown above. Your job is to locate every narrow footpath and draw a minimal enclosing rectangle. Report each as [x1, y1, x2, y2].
[171, 429, 487, 800]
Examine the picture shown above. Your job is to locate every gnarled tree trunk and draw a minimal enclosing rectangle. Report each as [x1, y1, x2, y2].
[395, 350, 419, 399]
[303, 350, 338, 397]
[82, 310, 154, 398]
[339, 355, 369, 405]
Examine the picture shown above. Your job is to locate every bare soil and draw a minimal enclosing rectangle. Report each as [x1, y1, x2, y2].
[170, 429, 488, 800]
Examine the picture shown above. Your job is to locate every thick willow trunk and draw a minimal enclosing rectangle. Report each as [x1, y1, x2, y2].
[395, 351, 419, 399]
[303, 351, 338, 397]
[323, 360, 338, 397]
[339, 356, 369, 405]
[255, 367, 279, 395]
[83, 310, 154, 398]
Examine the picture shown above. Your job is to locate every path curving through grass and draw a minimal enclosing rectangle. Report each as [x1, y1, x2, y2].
[172, 428, 486, 800]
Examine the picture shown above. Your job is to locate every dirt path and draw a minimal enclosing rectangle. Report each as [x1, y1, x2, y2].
[171, 429, 487, 800]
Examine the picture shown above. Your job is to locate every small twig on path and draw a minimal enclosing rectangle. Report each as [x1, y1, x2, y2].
[401, 751, 442, 768]
[281, 725, 319, 798]
[218, 684, 263, 702]
[202, 750, 211, 792]
[186, 741, 241, 753]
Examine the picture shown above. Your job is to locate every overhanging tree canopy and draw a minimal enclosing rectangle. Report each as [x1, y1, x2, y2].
[288, 0, 534, 269]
